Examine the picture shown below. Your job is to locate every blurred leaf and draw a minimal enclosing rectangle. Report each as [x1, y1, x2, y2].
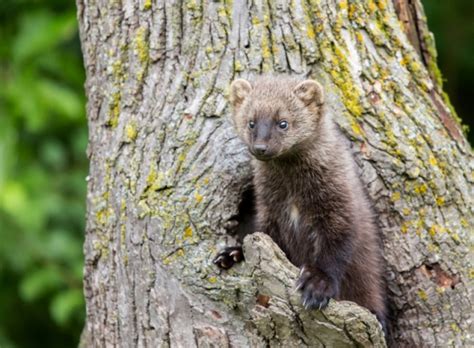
[0, 1, 87, 345]
[50, 289, 84, 326]
[13, 10, 77, 64]
[0, 118, 16, 188]
[40, 140, 66, 170]
[36, 78, 83, 120]
[0, 326, 16, 348]
[20, 267, 63, 301]
[0, 181, 28, 217]
[46, 229, 82, 263]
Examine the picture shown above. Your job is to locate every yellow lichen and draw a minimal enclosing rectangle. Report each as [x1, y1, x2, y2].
[401, 221, 410, 234]
[108, 91, 121, 128]
[391, 191, 401, 202]
[186, 0, 198, 11]
[414, 183, 428, 195]
[125, 123, 138, 142]
[147, 167, 158, 186]
[307, 25, 316, 40]
[134, 27, 149, 64]
[377, 0, 387, 10]
[435, 196, 445, 206]
[234, 60, 243, 72]
[450, 323, 461, 333]
[429, 225, 439, 237]
[351, 119, 364, 136]
[184, 226, 193, 239]
[415, 218, 425, 235]
[451, 233, 460, 243]
[208, 276, 217, 284]
[417, 289, 428, 301]
[143, 0, 152, 10]
[111, 59, 124, 80]
[368, 0, 377, 14]
[177, 153, 186, 163]
[195, 192, 203, 203]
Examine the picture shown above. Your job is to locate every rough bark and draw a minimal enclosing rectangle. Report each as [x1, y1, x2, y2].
[77, 0, 473, 347]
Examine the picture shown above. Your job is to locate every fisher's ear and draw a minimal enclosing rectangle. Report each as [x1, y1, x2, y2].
[293, 80, 324, 106]
[230, 79, 252, 109]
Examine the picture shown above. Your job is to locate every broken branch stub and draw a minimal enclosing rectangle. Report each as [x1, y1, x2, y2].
[241, 232, 386, 347]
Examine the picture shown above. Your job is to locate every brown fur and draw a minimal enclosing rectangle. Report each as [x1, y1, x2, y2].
[223, 76, 387, 328]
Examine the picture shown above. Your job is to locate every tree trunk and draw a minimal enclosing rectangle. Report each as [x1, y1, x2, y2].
[77, 0, 473, 346]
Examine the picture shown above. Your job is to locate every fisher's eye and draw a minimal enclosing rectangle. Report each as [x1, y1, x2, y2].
[278, 120, 289, 130]
[248, 121, 255, 129]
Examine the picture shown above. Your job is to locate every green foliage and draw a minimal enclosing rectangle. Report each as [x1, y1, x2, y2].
[423, 0, 474, 144]
[0, 1, 86, 347]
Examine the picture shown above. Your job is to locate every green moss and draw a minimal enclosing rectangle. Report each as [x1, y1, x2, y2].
[423, 31, 444, 88]
[441, 91, 469, 136]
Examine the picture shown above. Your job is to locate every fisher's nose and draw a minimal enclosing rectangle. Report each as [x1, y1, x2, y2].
[253, 144, 268, 156]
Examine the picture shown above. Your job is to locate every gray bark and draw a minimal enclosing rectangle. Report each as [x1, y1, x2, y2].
[77, 0, 473, 347]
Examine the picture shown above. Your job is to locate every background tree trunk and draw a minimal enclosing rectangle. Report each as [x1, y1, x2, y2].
[77, 0, 472, 346]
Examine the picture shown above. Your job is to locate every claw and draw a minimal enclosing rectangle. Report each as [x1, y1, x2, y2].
[296, 266, 336, 311]
[213, 246, 243, 270]
[299, 266, 306, 277]
[302, 298, 308, 309]
[213, 256, 222, 264]
[229, 250, 241, 262]
[223, 220, 239, 230]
